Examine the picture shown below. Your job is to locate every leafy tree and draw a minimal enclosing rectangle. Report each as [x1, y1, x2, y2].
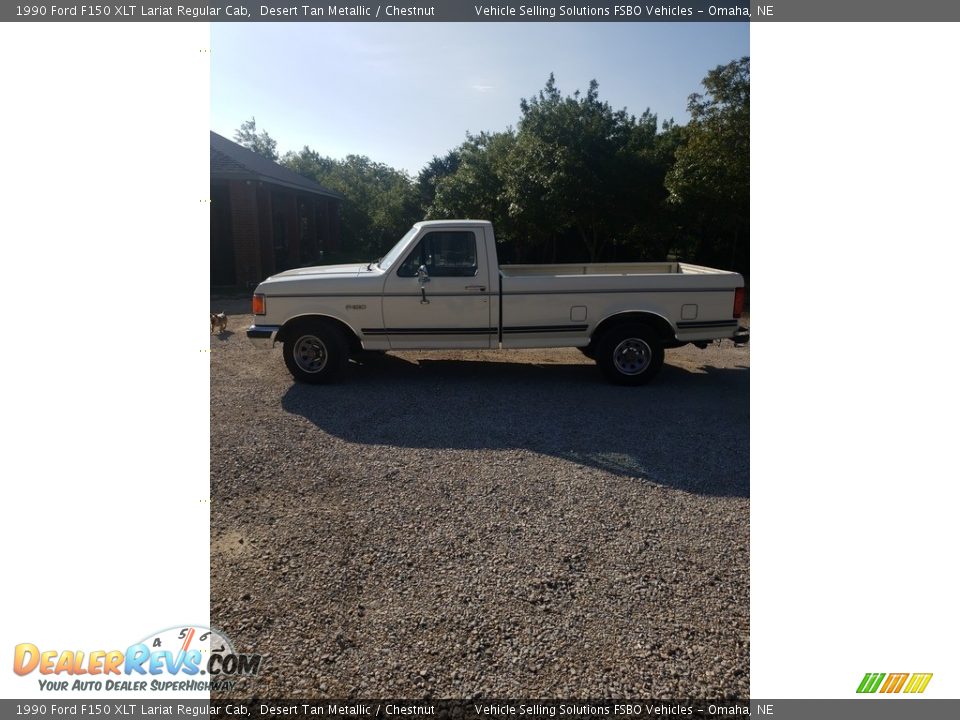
[283, 148, 421, 260]
[428, 131, 521, 256]
[232, 58, 749, 272]
[282, 144, 337, 178]
[416, 150, 461, 209]
[423, 75, 702, 264]
[503, 75, 668, 262]
[234, 117, 279, 161]
[666, 57, 750, 275]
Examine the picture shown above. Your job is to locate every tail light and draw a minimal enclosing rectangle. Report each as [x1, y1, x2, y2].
[252, 294, 266, 316]
[733, 287, 745, 319]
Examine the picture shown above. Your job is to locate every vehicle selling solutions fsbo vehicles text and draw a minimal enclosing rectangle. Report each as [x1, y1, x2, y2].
[473, 5, 707, 17]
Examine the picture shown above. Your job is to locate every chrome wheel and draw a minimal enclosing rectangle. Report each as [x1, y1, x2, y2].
[613, 338, 652, 375]
[293, 334, 328, 373]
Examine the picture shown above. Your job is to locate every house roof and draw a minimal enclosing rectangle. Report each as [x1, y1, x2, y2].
[210, 131, 343, 200]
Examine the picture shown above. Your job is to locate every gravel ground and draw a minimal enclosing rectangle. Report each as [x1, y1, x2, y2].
[211, 299, 749, 699]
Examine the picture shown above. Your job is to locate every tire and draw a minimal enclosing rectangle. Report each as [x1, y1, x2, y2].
[282, 320, 349, 384]
[595, 324, 665, 386]
[578, 345, 596, 360]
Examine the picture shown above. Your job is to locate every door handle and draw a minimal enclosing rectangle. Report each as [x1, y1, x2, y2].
[465, 285, 486, 292]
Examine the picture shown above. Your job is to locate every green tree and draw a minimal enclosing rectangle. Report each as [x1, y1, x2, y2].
[235, 57, 749, 272]
[283, 148, 421, 260]
[416, 150, 461, 210]
[504, 75, 663, 262]
[424, 76, 689, 264]
[428, 131, 521, 256]
[666, 57, 750, 275]
[282, 144, 337, 178]
[234, 117, 279, 161]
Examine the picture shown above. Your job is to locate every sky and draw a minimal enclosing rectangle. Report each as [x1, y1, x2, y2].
[211, 23, 749, 176]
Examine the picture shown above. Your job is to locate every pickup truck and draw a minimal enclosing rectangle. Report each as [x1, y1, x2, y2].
[246, 220, 747, 385]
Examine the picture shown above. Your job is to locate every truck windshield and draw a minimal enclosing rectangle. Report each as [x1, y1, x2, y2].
[377, 227, 419, 271]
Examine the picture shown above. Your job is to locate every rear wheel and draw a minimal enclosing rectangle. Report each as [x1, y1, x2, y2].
[595, 324, 664, 385]
[282, 321, 349, 384]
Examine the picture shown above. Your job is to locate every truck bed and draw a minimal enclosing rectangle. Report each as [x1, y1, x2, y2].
[497, 261, 742, 348]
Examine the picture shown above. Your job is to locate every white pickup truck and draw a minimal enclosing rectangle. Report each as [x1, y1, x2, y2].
[246, 220, 747, 385]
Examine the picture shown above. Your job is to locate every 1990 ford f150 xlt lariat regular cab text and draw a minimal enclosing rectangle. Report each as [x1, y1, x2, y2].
[246, 220, 748, 385]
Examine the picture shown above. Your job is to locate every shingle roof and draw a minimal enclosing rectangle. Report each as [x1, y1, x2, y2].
[210, 131, 343, 200]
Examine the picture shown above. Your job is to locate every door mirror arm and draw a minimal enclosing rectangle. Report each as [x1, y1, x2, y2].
[417, 265, 430, 304]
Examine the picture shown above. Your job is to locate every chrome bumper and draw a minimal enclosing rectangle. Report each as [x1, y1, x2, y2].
[246, 324, 280, 348]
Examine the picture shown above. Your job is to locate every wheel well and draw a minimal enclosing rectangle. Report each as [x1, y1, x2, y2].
[277, 315, 362, 354]
[590, 312, 676, 346]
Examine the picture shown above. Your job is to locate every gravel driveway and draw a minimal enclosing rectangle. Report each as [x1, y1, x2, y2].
[211, 299, 749, 698]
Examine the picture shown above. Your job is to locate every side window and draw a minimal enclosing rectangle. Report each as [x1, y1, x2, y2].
[397, 231, 478, 278]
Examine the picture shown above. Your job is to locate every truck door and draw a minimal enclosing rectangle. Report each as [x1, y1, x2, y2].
[381, 228, 493, 349]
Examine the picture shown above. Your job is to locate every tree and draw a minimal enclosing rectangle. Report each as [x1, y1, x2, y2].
[232, 57, 749, 271]
[428, 131, 521, 257]
[666, 57, 750, 275]
[282, 148, 421, 260]
[504, 75, 656, 262]
[234, 117, 279, 161]
[416, 150, 461, 209]
[424, 75, 690, 264]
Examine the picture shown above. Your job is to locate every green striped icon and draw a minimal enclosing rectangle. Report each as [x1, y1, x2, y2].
[857, 672, 886, 693]
[857, 672, 933, 694]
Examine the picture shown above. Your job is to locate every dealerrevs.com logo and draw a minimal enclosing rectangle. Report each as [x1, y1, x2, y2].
[13, 625, 262, 692]
[856, 672, 933, 694]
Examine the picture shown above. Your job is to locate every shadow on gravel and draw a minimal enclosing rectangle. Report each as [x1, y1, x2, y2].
[281, 354, 749, 497]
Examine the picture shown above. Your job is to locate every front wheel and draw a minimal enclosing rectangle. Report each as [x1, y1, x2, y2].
[595, 324, 664, 386]
[282, 321, 349, 384]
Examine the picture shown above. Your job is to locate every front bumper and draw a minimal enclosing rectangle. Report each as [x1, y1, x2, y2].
[246, 324, 280, 348]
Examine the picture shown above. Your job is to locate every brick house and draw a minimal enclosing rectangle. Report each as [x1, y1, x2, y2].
[210, 131, 343, 288]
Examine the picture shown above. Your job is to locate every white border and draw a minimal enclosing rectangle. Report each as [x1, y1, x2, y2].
[751, 22, 960, 698]
[0, 23, 211, 698]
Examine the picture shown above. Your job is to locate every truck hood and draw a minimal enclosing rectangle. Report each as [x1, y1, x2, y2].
[268, 263, 368, 279]
[257, 263, 385, 297]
